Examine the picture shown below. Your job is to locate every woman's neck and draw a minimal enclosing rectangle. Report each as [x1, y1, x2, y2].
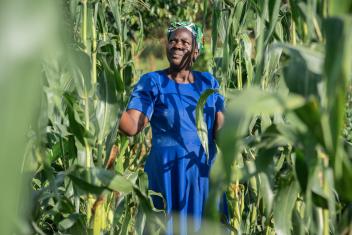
[165, 67, 194, 83]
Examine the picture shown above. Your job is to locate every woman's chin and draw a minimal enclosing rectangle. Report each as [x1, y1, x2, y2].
[167, 57, 191, 70]
[169, 61, 183, 69]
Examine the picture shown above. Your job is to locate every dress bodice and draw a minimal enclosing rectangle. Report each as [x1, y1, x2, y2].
[127, 70, 224, 149]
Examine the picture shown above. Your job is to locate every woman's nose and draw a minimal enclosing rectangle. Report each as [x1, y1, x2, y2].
[172, 41, 183, 49]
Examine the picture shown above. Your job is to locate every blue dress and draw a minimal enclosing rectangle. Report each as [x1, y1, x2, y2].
[127, 70, 225, 234]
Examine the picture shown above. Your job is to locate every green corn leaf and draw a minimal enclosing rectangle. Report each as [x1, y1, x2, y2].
[231, 0, 246, 37]
[109, 174, 134, 193]
[118, 201, 132, 235]
[240, 33, 254, 86]
[311, 191, 328, 209]
[206, 87, 304, 220]
[264, 0, 281, 44]
[273, 174, 300, 235]
[114, 68, 125, 92]
[323, 17, 352, 157]
[58, 213, 82, 231]
[294, 98, 325, 147]
[196, 89, 217, 163]
[292, 207, 306, 235]
[322, 16, 352, 203]
[214, 87, 304, 184]
[69, 50, 93, 98]
[68, 165, 133, 194]
[64, 92, 87, 146]
[259, 172, 274, 217]
[253, 0, 268, 84]
[115, 135, 129, 174]
[135, 209, 147, 235]
[294, 149, 309, 192]
[335, 155, 352, 202]
[211, 1, 221, 57]
[274, 43, 323, 98]
[96, 71, 119, 144]
[328, 0, 352, 16]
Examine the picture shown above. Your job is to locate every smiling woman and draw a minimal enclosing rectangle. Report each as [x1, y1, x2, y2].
[118, 22, 226, 235]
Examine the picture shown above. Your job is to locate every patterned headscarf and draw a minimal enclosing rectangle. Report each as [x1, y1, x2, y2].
[167, 21, 204, 53]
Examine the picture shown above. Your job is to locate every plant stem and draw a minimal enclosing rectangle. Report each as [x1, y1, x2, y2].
[254, 0, 268, 87]
[84, 95, 94, 224]
[92, 4, 97, 85]
[82, 0, 92, 224]
[237, 45, 242, 90]
[82, 0, 88, 52]
[322, 154, 330, 235]
[291, 21, 296, 45]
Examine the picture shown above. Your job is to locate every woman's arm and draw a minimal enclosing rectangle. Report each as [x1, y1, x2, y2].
[213, 111, 224, 138]
[118, 109, 149, 136]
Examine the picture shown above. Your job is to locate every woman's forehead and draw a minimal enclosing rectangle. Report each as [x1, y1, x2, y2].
[169, 28, 193, 40]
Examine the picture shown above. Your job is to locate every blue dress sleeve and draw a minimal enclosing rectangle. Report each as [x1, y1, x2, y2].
[212, 76, 225, 113]
[126, 74, 158, 120]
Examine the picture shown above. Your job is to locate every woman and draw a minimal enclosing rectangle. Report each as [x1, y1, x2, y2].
[119, 22, 225, 234]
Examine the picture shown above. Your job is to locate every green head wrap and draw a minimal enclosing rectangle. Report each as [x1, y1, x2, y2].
[167, 21, 204, 53]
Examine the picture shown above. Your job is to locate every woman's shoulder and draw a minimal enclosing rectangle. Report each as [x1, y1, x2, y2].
[132, 71, 162, 95]
[193, 70, 219, 88]
[139, 71, 159, 80]
[138, 70, 165, 84]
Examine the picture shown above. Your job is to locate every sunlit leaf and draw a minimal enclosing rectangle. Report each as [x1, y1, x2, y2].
[68, 165, 133, 194]
[196, 88, 216, 162]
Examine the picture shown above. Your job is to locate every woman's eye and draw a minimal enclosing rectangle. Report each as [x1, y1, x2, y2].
[168, 39, 191, 48]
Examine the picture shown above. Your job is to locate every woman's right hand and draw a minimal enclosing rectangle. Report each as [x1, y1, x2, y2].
[118, 109, 149, 136]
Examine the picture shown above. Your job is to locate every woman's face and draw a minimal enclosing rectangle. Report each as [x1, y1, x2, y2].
[166, 28, 198, 70]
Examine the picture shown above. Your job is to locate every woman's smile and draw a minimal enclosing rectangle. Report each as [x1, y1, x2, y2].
[170, 51, 185, 57]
